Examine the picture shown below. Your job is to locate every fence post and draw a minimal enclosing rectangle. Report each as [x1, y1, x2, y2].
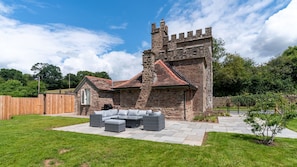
[43, 94, 47, 115]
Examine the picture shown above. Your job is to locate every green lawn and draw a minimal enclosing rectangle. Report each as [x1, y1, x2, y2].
[1, 115, 297, 166]
[287, 118, 297, 132]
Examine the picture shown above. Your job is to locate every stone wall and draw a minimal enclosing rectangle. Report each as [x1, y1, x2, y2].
[119, 89, 140, 108]
[146, 88, 190, 120]
[213, 97, 230, 108]
[75, 82, 114, 115]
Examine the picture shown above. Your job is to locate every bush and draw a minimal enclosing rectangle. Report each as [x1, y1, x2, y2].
[193, 111, 229, 123]
[244, 93, 297, 145]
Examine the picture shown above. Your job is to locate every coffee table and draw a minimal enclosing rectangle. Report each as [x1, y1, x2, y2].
[114, 116, 143, 128]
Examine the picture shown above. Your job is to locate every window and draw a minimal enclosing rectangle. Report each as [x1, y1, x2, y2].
[81, 89, 90, 105]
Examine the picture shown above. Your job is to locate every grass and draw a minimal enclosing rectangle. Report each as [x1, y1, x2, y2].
[287, 118, 297, 132]
[1, 115, 297, 166]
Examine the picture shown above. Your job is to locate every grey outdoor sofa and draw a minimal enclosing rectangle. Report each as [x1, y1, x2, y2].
[143, 112, 165, 131]
[89, 109, 153, 128]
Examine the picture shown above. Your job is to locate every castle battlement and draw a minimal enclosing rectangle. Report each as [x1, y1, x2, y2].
[167, 27, 212, 43]
[151, 20, 212, 63]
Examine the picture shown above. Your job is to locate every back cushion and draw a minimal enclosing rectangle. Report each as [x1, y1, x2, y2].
[118, 110, 128, 116]
[146, 110, 153, 115]
[102, 111, 109, 117]
[109, 109, 118, 115]
[128, 109, 139, 116]
[138, 110, 147, 116]
[153, 111, 162, 116]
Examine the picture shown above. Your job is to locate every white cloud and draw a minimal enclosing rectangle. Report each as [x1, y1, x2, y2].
[253, 0, 297, 58]
[141, 41, 149, 48]
[62, 51, 142, 80]
[0, 2, 13, 14]
[165, 0, 294, 64]
[109, 22, 128, 30]
[0, 2, 144, 81]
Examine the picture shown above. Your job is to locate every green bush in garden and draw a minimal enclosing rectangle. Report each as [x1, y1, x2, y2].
[244, 93, 297, 145]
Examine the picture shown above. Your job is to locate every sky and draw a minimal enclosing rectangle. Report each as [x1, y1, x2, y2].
[0, 0, 296, 81]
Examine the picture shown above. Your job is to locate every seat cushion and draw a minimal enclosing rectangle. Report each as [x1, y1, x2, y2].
[105, 119, 125, 125]
[94, 111, 103, 115]
[102, 116, 112, 121]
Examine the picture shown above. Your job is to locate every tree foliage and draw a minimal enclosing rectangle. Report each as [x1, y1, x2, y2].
[0, 63, 111, 97]
[244, 93, 297, 145]
[214, 53, 255, 96]
[31, 63, 63, 90]
[213, 38, 297, 96]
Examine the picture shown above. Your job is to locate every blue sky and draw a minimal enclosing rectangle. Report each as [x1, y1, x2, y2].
[0, 0, 296, 80]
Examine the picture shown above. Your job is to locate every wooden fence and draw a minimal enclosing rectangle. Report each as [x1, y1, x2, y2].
[0, 94, 75, 120]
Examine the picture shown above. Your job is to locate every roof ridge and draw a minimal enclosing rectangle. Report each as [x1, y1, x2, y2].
[86, 75, 111, 81]
[112, 72, 142, 88]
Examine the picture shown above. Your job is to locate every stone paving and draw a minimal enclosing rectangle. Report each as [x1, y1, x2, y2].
[51, 113, 297, 146]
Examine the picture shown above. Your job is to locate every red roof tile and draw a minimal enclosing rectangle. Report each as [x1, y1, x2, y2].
[113, 60, 194, 89]
[85, 76, 113, 91]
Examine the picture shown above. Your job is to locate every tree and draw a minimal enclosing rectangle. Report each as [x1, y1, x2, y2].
[61, 73, 80, 89]
[244, 93, 297, 145]
[213, 38, 227, 62]
[31, 63, 63, 90]
[94, 71, 110, 79]
[0, 80, 27, 97]
[24, 80, 46, 97]
[76, 71, 111, 82]
[214, 54, 255, 96]
[0, 68, 27, 85]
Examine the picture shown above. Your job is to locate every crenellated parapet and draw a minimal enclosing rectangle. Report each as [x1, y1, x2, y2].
[166, 27, 211, 43]
[154, 26, 212, 62]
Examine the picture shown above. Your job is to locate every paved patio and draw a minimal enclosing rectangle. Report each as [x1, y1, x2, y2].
[51, 113, 297, 146]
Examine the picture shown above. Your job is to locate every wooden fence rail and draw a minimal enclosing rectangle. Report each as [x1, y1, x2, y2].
[0, 94, 75, 120]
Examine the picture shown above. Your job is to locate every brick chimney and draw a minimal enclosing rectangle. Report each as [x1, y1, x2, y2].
[135, 50, 155, 109]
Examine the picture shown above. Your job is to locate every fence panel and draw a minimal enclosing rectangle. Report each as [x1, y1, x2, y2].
[44, 94, 74, 114]
[0, 94, 75, 120]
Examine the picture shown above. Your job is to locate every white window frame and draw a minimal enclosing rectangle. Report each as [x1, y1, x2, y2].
[81, 88, 90, 105]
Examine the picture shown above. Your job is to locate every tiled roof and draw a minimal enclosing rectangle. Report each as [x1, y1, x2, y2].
[113, 60, 195, 89]
[85, 76, 113, 91]
[112, 80, 128, 87]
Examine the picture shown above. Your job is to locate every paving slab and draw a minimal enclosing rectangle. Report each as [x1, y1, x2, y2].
[51, 113, 297, 146]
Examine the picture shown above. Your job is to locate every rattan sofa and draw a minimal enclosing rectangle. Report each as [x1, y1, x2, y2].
[89, 109, 152, 127]
[143, 112, 165, 131]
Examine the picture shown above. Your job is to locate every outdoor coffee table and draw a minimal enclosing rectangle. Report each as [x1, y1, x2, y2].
[113, 116, 143, 128]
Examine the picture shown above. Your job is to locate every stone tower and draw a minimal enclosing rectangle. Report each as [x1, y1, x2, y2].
[147, 20, 213, 114]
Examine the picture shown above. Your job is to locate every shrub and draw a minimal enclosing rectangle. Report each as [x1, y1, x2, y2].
[244, 93, 297, 145]
[193, 110, 229, 123]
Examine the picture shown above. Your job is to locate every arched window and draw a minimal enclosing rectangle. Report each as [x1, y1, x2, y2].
[81, 88, 90, 105]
